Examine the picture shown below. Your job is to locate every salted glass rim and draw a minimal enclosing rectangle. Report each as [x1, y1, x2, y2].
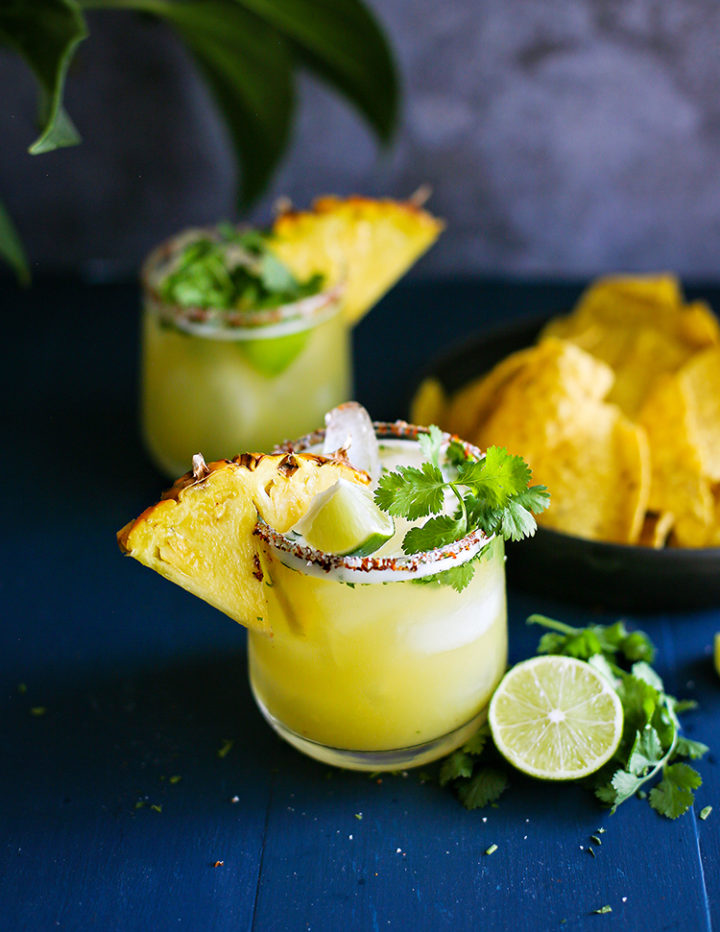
[254, 421, 495, 582]
[141, 225, 344, 338]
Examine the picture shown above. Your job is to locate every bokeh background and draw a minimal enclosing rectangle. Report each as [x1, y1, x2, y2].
[4, 0, 720, 280]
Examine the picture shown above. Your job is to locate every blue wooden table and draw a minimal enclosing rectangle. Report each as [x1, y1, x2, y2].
[2, 277, 718, 931]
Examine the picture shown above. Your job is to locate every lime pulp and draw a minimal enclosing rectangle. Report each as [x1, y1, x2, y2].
[488, 655, 623, 781]
[292, 478, 394, 556]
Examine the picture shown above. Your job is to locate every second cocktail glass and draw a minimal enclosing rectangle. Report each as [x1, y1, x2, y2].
[140, 231, 351, 478]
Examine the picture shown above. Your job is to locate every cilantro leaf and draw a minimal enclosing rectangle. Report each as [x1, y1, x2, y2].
[446, 439, 468, 467]
[418, 425, 444, 469]
[438, 724, 492, 787]
[595, 769, 643, 810]
[528, 616, 654, 665]
[158, 227, 323, 313]
[627, 726, 664, 776]
[413, 560, 478, 592]
[374, 463, 446, 519]
[258, 249, 299, 293]
[673, 736, 709, 761]
[462, 725, 491, 756]
[529, 615, 707, 819]
[621, 631, 656, 663]
[587, 654, 618, 686]
[439, 751, 474, 786]
[630, 661, 665, 693]
[514, 484, 551, 514]
[500, 499, 539, 541]
[458, 446, 532, 506]
[616, 674, 661, 735]
[649, 764, 702, 819]
[456, 768, 509, 810]
[373, 433, 548, 590]
[403, 515, 465, 554]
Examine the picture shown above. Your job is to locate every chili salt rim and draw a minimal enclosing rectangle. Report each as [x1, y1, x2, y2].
[141, 226, 344, 334]
[255, 421, 495, 581]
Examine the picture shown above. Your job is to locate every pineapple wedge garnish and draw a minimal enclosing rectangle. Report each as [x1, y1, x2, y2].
[269, 194, 444, 325]
[118, 452, 369, 634]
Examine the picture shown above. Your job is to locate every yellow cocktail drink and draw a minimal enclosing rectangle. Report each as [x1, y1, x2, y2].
[248, 427, 508, 770]
[138, 197, 444, 479]
[118, 404, 547, 773]
[140, 237, 351, 477]
[141, 288, 350, 478]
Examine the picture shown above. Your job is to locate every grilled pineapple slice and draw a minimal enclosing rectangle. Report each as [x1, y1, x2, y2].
[118, 452, 369, 634]
[269, 194, 443, 325]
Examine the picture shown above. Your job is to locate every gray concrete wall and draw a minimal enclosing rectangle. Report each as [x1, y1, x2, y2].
[3, 1, 720, 279]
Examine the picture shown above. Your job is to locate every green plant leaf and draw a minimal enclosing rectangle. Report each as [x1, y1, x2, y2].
[0, 0, 88, 154]
[232, 0, 398, 142]
[0, 200, 30, 284]
[160, 1, 294, 205]
[92, 0, 294, 205]
[456, 767, 509, 810]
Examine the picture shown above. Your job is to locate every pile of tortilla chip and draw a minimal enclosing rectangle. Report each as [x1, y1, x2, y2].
[412, 274, 720, 547]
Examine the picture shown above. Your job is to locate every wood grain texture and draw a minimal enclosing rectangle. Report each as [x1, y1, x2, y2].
[0, 278, 717, 931]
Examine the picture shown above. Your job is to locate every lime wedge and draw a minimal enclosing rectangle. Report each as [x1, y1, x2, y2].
[239, 330, 310, 377]
[714, 632, 720, 679]
[488, 655, 623, 781]
[292, 478, 394, 556]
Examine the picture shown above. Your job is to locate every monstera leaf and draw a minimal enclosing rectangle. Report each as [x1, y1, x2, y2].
[0, 0, 399, 280]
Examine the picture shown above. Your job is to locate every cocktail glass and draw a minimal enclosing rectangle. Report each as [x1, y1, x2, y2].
[248, 422, 508, 771]
[140, 233, 351, 478]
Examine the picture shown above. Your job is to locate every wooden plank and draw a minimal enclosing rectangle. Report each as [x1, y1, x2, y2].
[663, 610, 719, 927]
[251, 594, 713, 930]
[0, 648, 272, 930]
[2, 279, 718, 930]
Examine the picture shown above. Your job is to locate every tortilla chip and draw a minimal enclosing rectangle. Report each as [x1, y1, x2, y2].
[681, 346, 720, 482]
[434, 274, 719, 547]
[410, 377, 448, 428]
[638, 511, 676, 549]
[637, 374, 715, 547]
[707, 487, 720, 547]
[542, 274, 683, 340]
[443, 345, 540, 441]
[677, 300, 720, 349]
[540, 275, 719, 417]
[520, 412, 648, 544]
[604, 326, 693, 416]
[474, 339, 648, 543]
[478, 338, 614, 452]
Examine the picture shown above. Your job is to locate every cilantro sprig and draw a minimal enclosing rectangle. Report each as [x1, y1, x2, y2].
[527, 615, 708, 819]
[159, 225, 324, 313]
[438, 724, 510, 810]
[439, 617, 708, 820]
[374, 427, 549, 590]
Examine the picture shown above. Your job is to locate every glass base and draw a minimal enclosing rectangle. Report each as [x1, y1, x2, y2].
[251, 687, 488, 771]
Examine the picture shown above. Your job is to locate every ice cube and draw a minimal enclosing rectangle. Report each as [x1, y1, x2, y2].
[322, 402, 381, 482]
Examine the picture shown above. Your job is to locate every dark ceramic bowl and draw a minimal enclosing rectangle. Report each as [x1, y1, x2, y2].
[411, 315, 720, 613]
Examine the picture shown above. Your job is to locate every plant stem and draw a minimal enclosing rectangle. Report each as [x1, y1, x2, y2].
[449, 482, 468, 535]
[526, 614, 577, 636]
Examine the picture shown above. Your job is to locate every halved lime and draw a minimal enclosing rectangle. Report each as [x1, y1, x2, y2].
[488, 655, 623, 781]
[292, 478, 394, 556]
